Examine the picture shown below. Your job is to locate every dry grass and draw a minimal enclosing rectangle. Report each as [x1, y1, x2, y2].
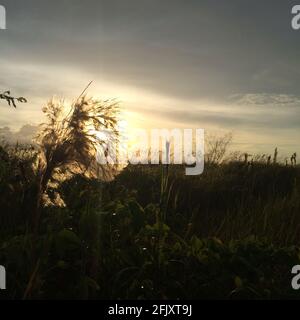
[32, 95, 120, 231]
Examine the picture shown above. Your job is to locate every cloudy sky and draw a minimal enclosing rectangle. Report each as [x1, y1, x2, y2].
[0, 0, 300, 156]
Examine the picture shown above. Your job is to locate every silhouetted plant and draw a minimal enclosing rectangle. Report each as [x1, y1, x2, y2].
[205, 133, 232, 164]
[32, 96, 120, 233]
[0, 91, 27, 108]
[273, 147, 278, 164]
[291, 153, 297, 166]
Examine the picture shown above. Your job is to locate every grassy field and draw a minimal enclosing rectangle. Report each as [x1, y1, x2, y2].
[0, 146, 300, 299]
[0, 97, 299, 300]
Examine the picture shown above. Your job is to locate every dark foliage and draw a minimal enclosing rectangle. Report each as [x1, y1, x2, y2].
[0, 147, 300, 299]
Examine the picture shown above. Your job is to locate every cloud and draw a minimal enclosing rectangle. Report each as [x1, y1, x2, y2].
[1, 0, 300, 101]
[131, 104, 300, 130]
[228, 93, 300, 107]
[0, 0, 299, 154]
[0, 124, 38, 144]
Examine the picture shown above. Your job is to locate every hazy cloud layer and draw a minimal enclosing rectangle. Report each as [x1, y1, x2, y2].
[0, 0, 299, 153]
[0, 124, 37, 144]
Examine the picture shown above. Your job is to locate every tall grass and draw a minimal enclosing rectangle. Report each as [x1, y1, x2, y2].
[32, 96, 120, 233]
[0, 96, 300, 299]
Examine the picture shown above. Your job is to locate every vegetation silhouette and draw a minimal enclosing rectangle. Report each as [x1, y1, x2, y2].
[0, 92, 299, 300]
[0, 91, 27, 108]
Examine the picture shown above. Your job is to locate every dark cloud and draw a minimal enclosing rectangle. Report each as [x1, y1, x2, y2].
[1, 0, 300, 100]
[0, 0, 299, 153]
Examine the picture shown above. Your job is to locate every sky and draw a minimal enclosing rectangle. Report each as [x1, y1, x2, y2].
[0, 0, 300, 156]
